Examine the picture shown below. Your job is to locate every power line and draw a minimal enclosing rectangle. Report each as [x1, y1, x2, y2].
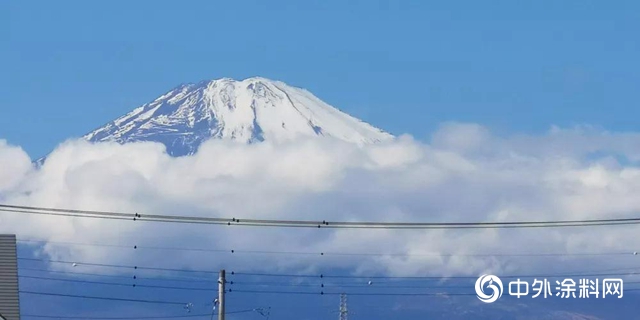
[19, 256, 640, 282]
[17, 238, 638, 258]
[5, 274, 563, 292]
[18, 257, 219, 275]
[229, 280, 470, 288]
[229, 279, 640, 289]
[21, 288, 640, 313]
[19, 239, 136, 250]
[17, 274, 640, 310]
[5, 203, 640, 229]
[21, 309, 259, 319]
[227, 289, 477, 296]
[230, 267, 640, 280]
[19, 291, 189, 306]
[19, 275, 218, 292]
[19, 267, 217, 283]
[229, 288, 640, 296]
[19, 272, 640, 292]
[0, 208, 132, 222]
[20, 267, 135, 280]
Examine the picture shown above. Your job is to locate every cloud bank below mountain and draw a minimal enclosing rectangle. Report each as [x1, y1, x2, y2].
[1, 123, 640, 277]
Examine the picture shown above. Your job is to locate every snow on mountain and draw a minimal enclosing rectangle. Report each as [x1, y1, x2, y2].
[84, 77, 393, 156]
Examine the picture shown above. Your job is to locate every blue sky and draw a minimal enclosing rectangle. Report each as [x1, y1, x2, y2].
[2, 0, 639, 157]
[3, 1, 640, 319]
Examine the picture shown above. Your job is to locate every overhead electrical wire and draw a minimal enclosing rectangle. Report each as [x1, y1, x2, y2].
[20, 267, 135, 280]
[18, 268, 640, 291]
[17, 255, 640, 281]
[19, 267, 217, 283]
[21, 309, 260, 320]
[4, 203, 640, 229]
[18, 279, 640, 300]
[19, 239, 138, 250]
[227, 280, 640, 288]
[20, 288, 640, 311]
[19, 275, 218, 292]
[229, 280, 470, 289]
[10, 205, 640, 311]
[19, 287, 640, 320]
[19, 269, 640, 291]
[18, 257, 219, 275]
[17, 269, 640, 312]
[229, 267, 640, 280]
[0, 207, 131, 222]
[19, 291, 189, 306]
[17, 238, 638, 258]
[226, 289, 478, 296]
[14, 275, 499, 293]
[228, 288, 640, 296]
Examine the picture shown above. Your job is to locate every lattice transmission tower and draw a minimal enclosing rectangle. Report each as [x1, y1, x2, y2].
[339, 293, 348, 320]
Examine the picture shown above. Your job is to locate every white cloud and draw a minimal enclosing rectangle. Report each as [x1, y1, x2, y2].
[0, 140, 32, 193]
[1, 125, 640, 278]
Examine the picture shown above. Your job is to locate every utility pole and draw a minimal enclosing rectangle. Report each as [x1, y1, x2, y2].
[218, 269, 226, 320]
[339, 293, 348, 320]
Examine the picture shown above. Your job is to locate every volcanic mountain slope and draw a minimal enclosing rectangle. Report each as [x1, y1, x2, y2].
[84, 77, 393, 156]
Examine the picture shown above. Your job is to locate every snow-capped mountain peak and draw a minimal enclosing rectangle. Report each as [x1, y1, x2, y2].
[85, 77, 393, 156]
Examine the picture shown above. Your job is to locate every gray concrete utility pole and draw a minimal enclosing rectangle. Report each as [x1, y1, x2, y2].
[218, 270, 226, 320]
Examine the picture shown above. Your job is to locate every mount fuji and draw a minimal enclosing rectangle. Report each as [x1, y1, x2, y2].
[84, 77, 393, 156]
